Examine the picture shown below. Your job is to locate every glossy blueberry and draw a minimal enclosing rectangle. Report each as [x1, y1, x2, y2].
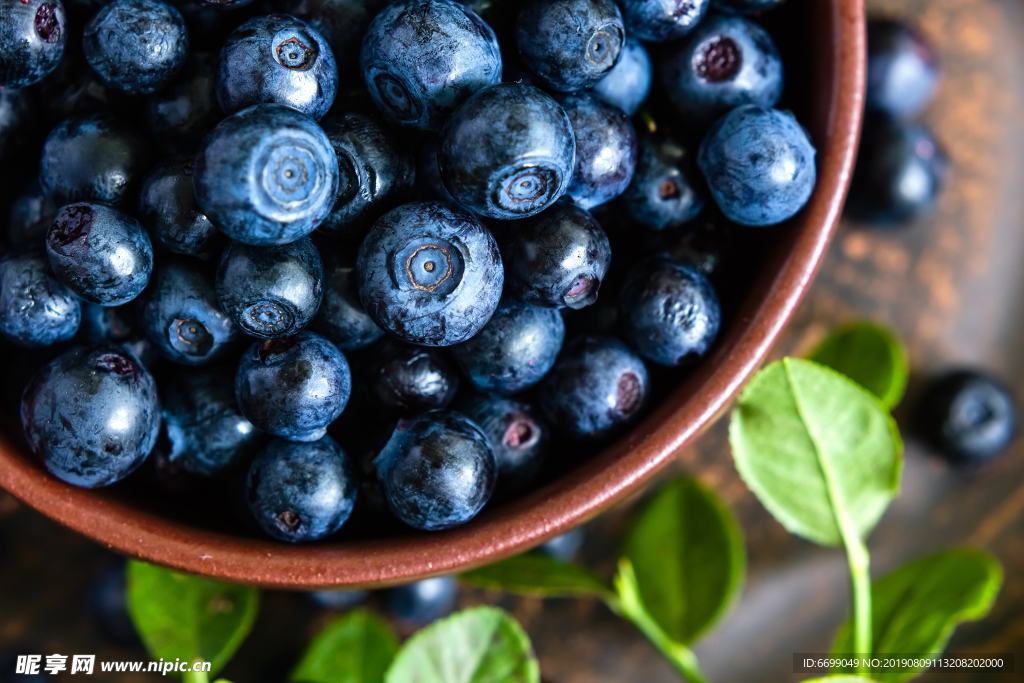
[8, 181, 58, 249]
[83, 0, 189, 95]
[516, 0, 624, 92]
[382, 577, 458, 626]
[319, 112, 416, 240]
[138, 155, 223, 258]
[162, 368, 263, 477]
[698, 105, 816, 226]
[46, 202, 154, 306]
[711, 0, 786, 14]
[0, 252, 81, 348]
[0, 0, 66, 87]
[87, 561, 140, 647]
[246, 436, 358, 542]
[375, 410, 496, 530]
[846, 116, 946, 225]
[357, 201, 503, 347]
[0, 88, 34, 161]
[365, 339, 460, 415]
[310, 590, 369, 610]
[236, 332, 351, 442]
[620, 0, 709, 42]
[193, 104, 339, 246]
[312, 250, 384, 351]
[501, 201, 611, 310]
[660, 14, 784, 127]
[461, 394, 548, 496]
[539, 335, 648, 438]
[216, 238, 323, 338]
[618, 256, 720, 366]
[917, 370, 1016, 466]
[20, 345, 160, 488]
[199, 0, 254, 6]
[39, 115, 153, 208]
[361, 0, 502, 131]
[559, 92, 637, 210]
[867, 21, 939, 119]
[620, 131, 705, 230]
[218, 14, 336, 120]
[286, 0, 390, 78]
[451, 300, 565, 395]
[438, 83, 576, 220]
[593, 37, 651, 116]
[136, 256, 240, 365]
[537, 528, 583, 562]
[144, 52, 221, 154]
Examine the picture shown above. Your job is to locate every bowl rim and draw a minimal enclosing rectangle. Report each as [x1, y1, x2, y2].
[0, 0, 866, 589]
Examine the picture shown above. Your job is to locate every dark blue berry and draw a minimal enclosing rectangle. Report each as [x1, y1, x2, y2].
[8, 181, 58, 250]
[620, 130, 705, 230]
[867, 21, 939, 120]
[382, 577, 458, 626]
[460, 394, 548, 496]
[193, 104, 339, 246]
[21, 345, 160, 488]
[312, 250, 384, 351]
[138, 155, 223, 259]
[217, 14, 337, 120]
[711, 0, 786, 14]
[0, 252, 81, 348]
[516, 0, 624, 92]
[698, 105, 816, 226]
[0, 0, 66, 88]
[357, 201, 503, 347]
[144, 52, 221, 154]
[0, 88, 34, 161]
[216, 237, 323, 339]
[593, 37, 651, 116]
[246, 435, 358, 542]
[46, 202, 154, 306]
[415, 137, 459, 204]
[501, 201, 611, 310]
[539, 335, 648, 438]
[375, 410, 496, 530]
[364, 339, 460, 415]
[87, 561, 141, 647]
[918, 370, 1016, 466]
[451, 299, 565, 395]
[536, 528, 583, 562]
[286, 0, 390, 79]
[83, 0, 189, 95]
[619, 0, 709, 42]
[236, 332, 351, 442]
[361, 0, 502, 131]
[310, 589, 370, 610]
[438, 83, 576, 220]
[559, 92, 637, 210]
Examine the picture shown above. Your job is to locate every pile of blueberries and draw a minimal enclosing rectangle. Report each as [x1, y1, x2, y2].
[0, 0, 816, 543]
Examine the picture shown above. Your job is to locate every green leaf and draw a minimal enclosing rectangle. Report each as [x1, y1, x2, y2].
[461, 553, 615, 601]
[729, 358, 903, 547]
[831, 549, 1003, 683]
[126, 561, 259, 678]
[808, 322, 908, 409]
[290, 609, 399, 683]
[384, 607, 540, 683]
[803, 677, 879, 682]
[620, 477, 745, 645]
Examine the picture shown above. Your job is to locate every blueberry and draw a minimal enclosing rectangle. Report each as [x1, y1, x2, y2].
[236, 332, 351, 442]
[451, 299, 565, 395]
[917, 370, 1017, 466]
[312, 250, 384, 351]
[364, 339, 460, 415]
[361, 0, 502, 131]
[199, 0, 254, 6]
[20, 346, 160, 488]
[357, 201, 503, 347]
[162, 368, 263, 477]
[217, 14, 337, 120]
[138, 155, 224, 258]
[619, 0, 709, 42]
[216, 237, 323, 339]
[660, 13, 784, 127]
[246, 435, 358, 542]
[460, 394, 548, 496]
[39, 115, 153, 208]
[286, 0, 390, 79]
[46, 202, 154, 306]
[618, 256, 720, 366]
[144, 52, 221, 154]
[698, 105, 816, 226]
[136, 256, 241, 365]
[83, 0, 189, 95]
[644, 214, 736, 283]
[0, 88, 34, 161]
[382, 577, 458, 626]
[35, 53, 127, 124]
[0, 252, 81, 348]
[319, 112, 416, 240]
[415, 137, 459, 204]
[867, 21, 939, 119]
[593, 37, 651, 116]
[539, 335, 648, 438]
[516, 0, 624, 92]
[76, 301, 134, 344]
[375, 410, 496, 530]
[536, 528, 583, 562]
[310, 589, 370, 610]
[558, 92, 637, 210]
[711, 0, 786, 14]
[87, 561, 140, 647]
[501, 201, 611, 310]
[8, 181, 58, 249]
[620, 130, 705, 230]
[193, 104, 339, 246]
[846, 116, 946, 225]
[0, 0, 66, 88]
[438, 83, 576, 220]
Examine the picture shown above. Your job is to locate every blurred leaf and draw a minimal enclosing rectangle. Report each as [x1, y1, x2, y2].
[809, 322, 908, 409]
[290, 609, 399, 683]
[461, 553, 614, 601]
[802, 677, 878, 682]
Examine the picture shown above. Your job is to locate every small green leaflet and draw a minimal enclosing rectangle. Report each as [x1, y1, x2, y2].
[384, 607, 540, 683]
[620, 477, 745, 645]
[126, 561, 259, 678]
[461, 552, 615, 601]
[831, 549, 1003, 683]
[809, 322, 908, 409]
[290, 609, 399, 683]
[802, 677, 879, 682]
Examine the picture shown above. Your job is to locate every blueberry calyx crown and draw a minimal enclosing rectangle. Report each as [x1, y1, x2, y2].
[94, 352, 136, 379]
[586, 24, 623, 71]
[244, 302, 293, 335]
[694, 36, 742, 83]
[170, 318, 213, 357]
[616, 372, 642, 414]
[392, 236, 465, 296]
[274, 29, 318, 71]
[49, 205, 94, 248]
[503, 416, 539, 449]
[35, 4, 61, 44]
[276, 510, 302, 533]
[493, 165, 561, 215]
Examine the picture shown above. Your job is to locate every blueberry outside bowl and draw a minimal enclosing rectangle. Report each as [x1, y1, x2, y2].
[0, 0, 866, 589]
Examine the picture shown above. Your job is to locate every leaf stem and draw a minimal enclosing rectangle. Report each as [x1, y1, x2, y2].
[185, 670, 209, 683]
[845, 534, 872, 673]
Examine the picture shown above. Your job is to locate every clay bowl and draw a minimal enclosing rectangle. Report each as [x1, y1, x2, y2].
[0, 0, 865, 588]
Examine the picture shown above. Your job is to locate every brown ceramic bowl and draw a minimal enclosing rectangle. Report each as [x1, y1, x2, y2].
[0, 0, 865, 589]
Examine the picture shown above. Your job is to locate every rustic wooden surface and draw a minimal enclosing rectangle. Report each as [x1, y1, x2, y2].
[3, 0, 1024, 681]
